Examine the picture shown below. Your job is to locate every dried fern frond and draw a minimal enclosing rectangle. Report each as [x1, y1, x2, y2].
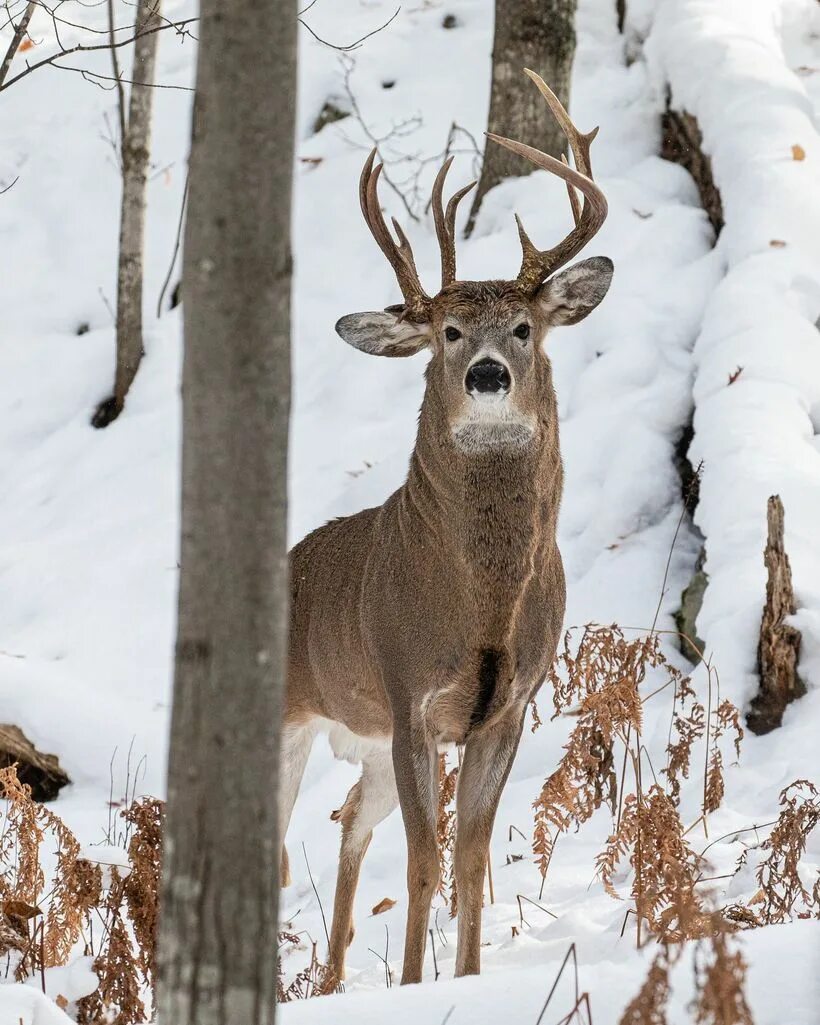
[752, 779, 819, 924]
[436, 753, 459, 916]
[690, 930, 753, 1025]
[123, 797, 164, 991]
[534, 626, 671, 881]
[618, 949, 673, 1025]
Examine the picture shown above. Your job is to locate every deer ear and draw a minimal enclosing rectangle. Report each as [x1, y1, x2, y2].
[335, 308, 433, 358]
[535, 256, 613, 326]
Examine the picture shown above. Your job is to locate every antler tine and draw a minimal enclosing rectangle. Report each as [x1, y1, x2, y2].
[522, 68, 599, 180]
[486, 70, 608, 293]
[431, 157, 476, 287]
[358, 148, 431, 320]
[561, 154, 582, 227]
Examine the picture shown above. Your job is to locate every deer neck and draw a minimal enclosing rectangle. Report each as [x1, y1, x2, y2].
[399, 386, 562, 640]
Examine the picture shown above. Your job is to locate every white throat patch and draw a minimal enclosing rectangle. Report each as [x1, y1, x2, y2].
[451, 396, 536, 453]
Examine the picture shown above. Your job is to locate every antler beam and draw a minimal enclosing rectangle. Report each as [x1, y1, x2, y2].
[486, 68, 608, 293]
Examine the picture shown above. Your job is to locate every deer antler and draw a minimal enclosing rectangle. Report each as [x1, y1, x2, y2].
[359, 149, 432, 321]
[486, 68, 608, 294]
[358, 148, 477, 316]
[431, 157, 476, 288]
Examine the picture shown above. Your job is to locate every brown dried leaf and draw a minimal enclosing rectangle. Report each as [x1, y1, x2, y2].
[791, 144, 806, 161]
[371, 897, 396, 916]
[769, 239, 787, 248]
[55, 995, 68, 1010]
[3, 899, 42, 920]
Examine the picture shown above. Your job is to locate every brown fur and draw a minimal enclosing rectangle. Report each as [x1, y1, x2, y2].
[279, 270, 621, 983]
[283, 75, 613, 984]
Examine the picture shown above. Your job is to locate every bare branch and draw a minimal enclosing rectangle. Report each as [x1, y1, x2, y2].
[54, 60, 193, 89]
[157, 169, 188, 317]
[0, 174, 19, 193]
[298, 5, 399, 52]
[0, 12, 197, 92]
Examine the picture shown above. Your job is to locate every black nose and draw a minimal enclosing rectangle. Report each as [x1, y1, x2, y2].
[465, 358, 511, 395]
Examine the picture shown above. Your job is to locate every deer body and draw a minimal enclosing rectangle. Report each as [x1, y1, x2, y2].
[281, 73, 613, 984]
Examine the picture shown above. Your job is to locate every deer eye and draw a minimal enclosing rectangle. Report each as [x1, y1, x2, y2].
[513, 323, 530, 340]
[444, 326, 462, 342]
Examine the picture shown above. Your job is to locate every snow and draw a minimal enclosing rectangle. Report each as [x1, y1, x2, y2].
[1, 0, 818, 1020]
[0, 985, 76, 1025]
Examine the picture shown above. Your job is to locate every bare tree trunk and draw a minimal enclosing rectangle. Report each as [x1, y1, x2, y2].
[467, 0, 577, 234]
[155, 0, 296, 1020]
[92, 0, 161, 427]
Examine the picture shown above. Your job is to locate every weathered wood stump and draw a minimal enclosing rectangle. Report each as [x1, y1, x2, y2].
[747, 496, 805, 734]
[0, 724, 70, 801]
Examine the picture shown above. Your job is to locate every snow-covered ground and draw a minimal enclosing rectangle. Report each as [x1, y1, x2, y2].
[1, 0, 818, 1021]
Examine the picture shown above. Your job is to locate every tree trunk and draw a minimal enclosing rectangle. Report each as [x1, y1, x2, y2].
[467, 0, 577, 234]
[155, 0, 296, 1020]
[92, 0, 161, 427]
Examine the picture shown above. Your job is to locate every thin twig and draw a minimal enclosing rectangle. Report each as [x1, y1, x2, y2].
[429, 928, 439, 981]
[534, 942, 579, 1025]
[156, 169, 188, 316]
[0, 14, 197, 92]
[106, 0, 125, 148]
[298, 5, 399, 52]
[52, 62, 193, 89]
[302, 842, 331, 949]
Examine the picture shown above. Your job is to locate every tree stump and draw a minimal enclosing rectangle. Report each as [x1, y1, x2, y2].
[0, 724, 70, 801]
[747, 496, 805, 734]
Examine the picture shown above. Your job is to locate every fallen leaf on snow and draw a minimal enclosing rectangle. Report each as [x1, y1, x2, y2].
[769, 239, 786, 248]
[56, 996, 69, 1010]
[371, 897, 397, 916]
[791, 144, 806, 161]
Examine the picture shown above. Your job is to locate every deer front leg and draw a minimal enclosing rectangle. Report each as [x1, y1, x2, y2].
[392, 718, 439, 985]
[454, 709, 524, 977]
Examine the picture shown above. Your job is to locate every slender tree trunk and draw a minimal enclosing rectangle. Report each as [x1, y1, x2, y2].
[92, 0, 161, 427]
[155, 0, 295, 1020]
[114, 0, 161, 409]
[0, 0, 36, 89]
[467, 0, 577, 234]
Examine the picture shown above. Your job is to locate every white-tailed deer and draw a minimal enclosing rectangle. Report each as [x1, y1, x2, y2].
[283, 70, 612, 984]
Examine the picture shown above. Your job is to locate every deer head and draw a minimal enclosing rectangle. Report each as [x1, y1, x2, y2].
[336, 69, 613, 453]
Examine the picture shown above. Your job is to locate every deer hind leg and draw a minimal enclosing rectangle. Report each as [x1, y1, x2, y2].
[453, 710, 523, 977]
[279, 722, 315, 887]
[328, 747, 397, 981]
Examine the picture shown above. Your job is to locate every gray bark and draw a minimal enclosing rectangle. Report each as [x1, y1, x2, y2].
[155, 0, 296, 1021]
[92, 0, 162, 427]
[114, 0, 161, 411]
[467, 0, 577, 233]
